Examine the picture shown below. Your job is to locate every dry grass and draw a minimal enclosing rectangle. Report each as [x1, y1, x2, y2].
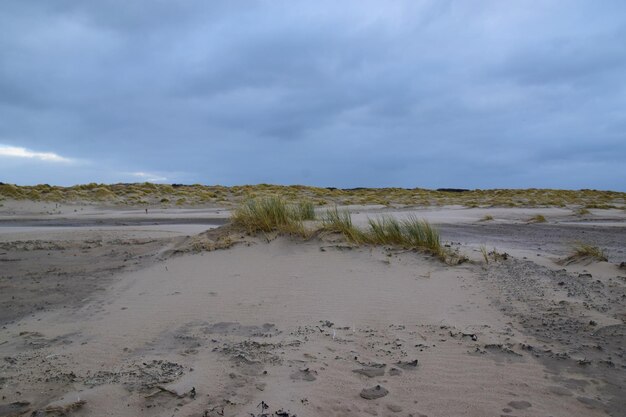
[321, 207, 366, 243]
[231, 197, 307, 237]
[1, 183, 624, 209]
[527, 214, 546, 223]
[480, 215, 494, 222]
[480, 245, 489, 264]
[567, 243, 608, 262]
[365, 215, 442, 255]
[558, 242, 608, 265]
[295, 200, 316, 221]
[585, 203, 616, 209]
[320, 211, 443, 257]
[479, 245, 508, 264]
[320, 211, 449, 261]
[366, 216, 404, 245]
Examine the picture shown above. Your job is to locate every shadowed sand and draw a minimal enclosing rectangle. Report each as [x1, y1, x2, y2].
[0, 201, 625, 416]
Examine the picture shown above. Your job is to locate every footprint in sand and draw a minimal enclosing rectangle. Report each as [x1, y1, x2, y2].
[388, 367, 402, 376]
[352, 366, 386, 378]
[290, 368, 317, 381]
[387, 403, 403, 412]
[395, 359, 418, 370]
[507, 400, 532, 410]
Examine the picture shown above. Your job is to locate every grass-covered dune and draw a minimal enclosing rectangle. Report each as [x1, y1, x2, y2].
[231, 196, 458, 263]
[0, 182, 624, 209]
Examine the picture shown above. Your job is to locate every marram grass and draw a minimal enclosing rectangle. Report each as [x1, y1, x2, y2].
[365, 215, 442, 255]
[321, 207, 366, 243]
[2, 183, 624, 209]
[570, 243, 607, 262]
[231, 200, 464, 263]
[558, 242, 608, 265]
[231, 196, 309, 236]
[295, 200, 316, 221]
[320, 210, 445, 259]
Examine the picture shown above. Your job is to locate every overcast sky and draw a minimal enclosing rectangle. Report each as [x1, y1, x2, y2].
[1, 1, 625, 190]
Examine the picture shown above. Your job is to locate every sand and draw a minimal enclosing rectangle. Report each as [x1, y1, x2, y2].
[0, 200, 625, 417]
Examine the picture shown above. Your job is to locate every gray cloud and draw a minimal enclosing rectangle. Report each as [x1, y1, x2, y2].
[0, 0, 625, 189]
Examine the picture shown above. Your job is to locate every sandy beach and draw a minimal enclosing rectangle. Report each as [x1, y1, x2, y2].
[1, 200, 625, 417]
[3, 0, 626, 415]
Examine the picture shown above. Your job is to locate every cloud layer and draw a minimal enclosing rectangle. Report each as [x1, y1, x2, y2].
[1, 1, 625, 189]
[0, 145, 72, 163]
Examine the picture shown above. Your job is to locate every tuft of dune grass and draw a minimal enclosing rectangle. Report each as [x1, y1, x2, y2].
[393, 216, 440, 253]
[321, 207, 365, 243]
[366, 216, 404, 245]
[480, 245, 489, 264]
[569, 243, 607, 262]
[527, 214, 546, 223]
[558, 242, 608, 265]
[231, 196, 307, 236]
[232, 200, 462, 264]
[311, 208, 453, 262]
[294, 200, 316, 221]
[364, 215, 443, 258]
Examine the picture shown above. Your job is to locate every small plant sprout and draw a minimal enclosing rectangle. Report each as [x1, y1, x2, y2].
[480, 245, 489, 264]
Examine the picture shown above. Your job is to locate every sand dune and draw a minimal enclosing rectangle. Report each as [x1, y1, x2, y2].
[0, 202, 624, 416]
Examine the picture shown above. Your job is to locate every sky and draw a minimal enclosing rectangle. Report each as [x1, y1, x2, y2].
[1, 1, 625, 190]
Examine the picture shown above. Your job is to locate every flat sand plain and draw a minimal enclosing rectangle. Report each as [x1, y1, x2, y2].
[1, 200, 625, 417]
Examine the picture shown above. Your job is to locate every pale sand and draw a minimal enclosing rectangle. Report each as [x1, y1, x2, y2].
[0, 202, 625, 416]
